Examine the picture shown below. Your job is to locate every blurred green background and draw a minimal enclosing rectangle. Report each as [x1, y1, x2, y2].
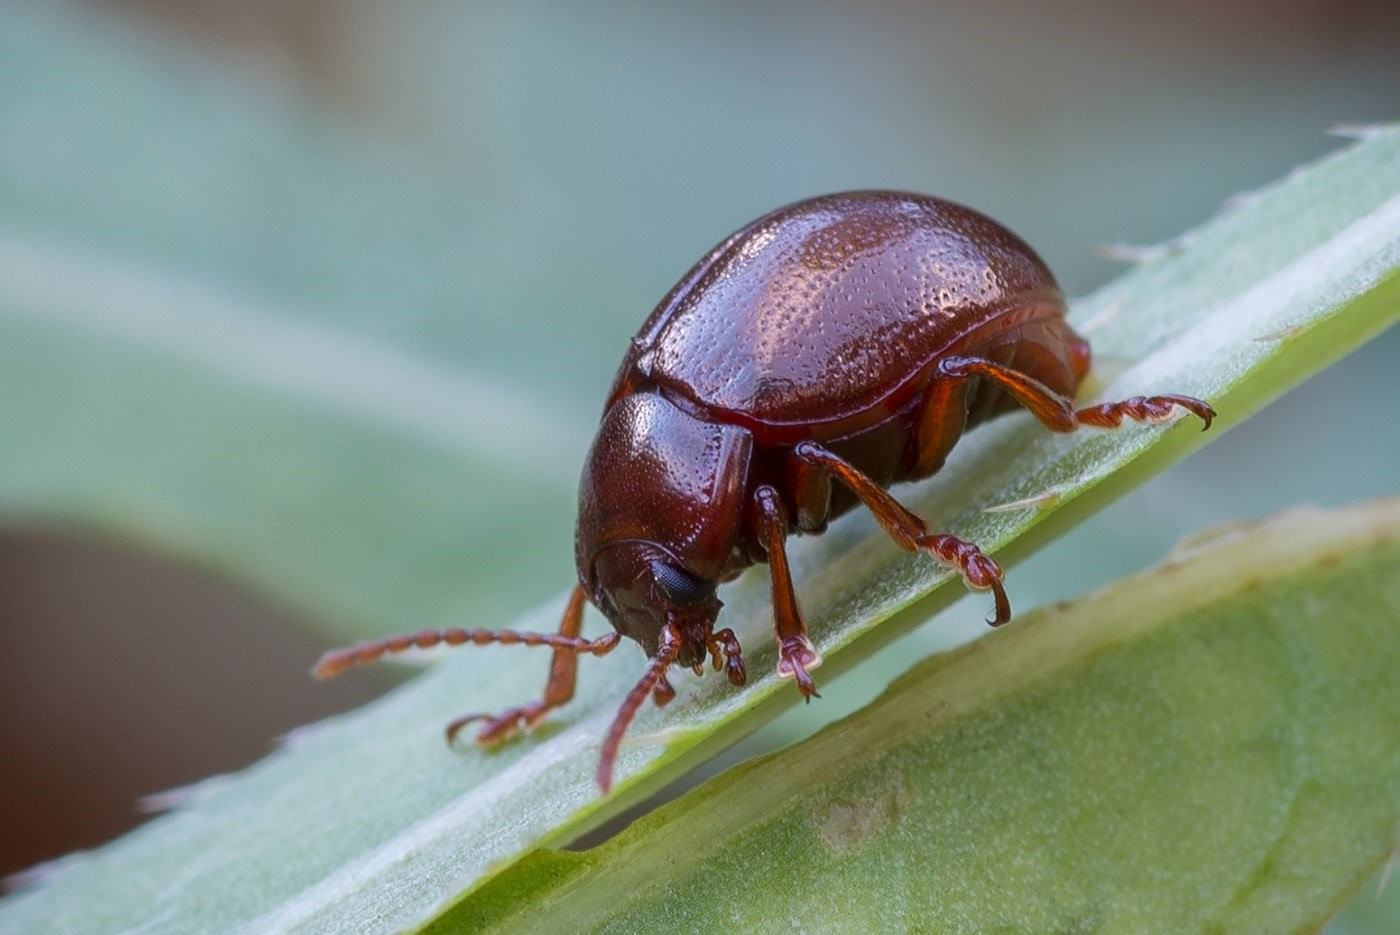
[0, 1, 1395, 927]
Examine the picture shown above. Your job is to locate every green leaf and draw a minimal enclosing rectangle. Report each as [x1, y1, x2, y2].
[1, 7, 1397, 929]
[451, 497, 1400, 932]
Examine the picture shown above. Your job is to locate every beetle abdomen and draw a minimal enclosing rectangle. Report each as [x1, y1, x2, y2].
[629, 191, 1065, 431]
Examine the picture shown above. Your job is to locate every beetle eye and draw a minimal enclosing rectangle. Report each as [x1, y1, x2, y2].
[651, 562, 712, 606]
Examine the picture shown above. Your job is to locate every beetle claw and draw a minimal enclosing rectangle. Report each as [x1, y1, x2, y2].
[985, 575, 1011, 627]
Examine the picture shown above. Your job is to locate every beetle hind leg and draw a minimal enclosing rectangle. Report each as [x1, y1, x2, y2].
[920, 533, 1010, 625]
[793, 442, 1011, 626]
[937, 356, 1214, 433]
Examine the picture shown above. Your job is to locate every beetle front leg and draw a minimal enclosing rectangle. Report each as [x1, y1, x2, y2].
[445, 585, 607, 745]
[752, 485, 822, 700]
[793, 442, 1010, 626]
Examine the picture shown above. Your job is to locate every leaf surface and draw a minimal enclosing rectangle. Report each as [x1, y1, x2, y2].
[453, 497, 1400, 933]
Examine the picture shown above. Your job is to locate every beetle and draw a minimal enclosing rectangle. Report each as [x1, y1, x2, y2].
[315, 191, 1214, 792]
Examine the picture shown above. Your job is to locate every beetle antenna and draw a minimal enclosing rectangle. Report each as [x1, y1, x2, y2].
[312, 628, 621, 679]
[596, 624, 680, 793]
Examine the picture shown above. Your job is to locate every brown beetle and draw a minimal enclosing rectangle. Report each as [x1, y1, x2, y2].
[315, 191, 1213, 791]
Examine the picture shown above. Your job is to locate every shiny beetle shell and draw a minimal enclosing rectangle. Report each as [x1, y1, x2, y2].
[610, 191, 1080, 438]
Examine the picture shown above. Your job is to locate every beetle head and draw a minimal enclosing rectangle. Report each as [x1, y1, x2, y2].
[576, 391, 752, 664]
[590, 541, 720, 667]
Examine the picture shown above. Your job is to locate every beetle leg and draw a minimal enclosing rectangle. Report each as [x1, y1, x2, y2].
[937, 356, 1215, 433]
[708, 627, 747, 686]
[793, 442, 1011, 626]
[438, 585, 603, 745]
[782, 449, 834, 533]
[911, 369, 971, 477]
[319, 584, 580, 749]
[652, 674, 677, 707]
[752, 485, 822, 700]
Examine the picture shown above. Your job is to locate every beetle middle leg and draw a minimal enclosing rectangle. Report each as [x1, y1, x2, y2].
[792, 442, 1011, 626]
[752, 484, 822, 700]
[937, 356, 1215, 433]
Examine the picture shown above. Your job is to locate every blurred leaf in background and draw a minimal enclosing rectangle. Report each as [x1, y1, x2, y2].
[0, 6, 590, 639]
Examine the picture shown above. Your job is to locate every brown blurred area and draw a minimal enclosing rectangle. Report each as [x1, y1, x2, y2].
[0, 530, 390, 880]
[111, 0, 1400, 68]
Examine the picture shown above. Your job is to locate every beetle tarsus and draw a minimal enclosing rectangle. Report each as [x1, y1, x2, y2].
[920, 533, 1010, 626]
[445, 701, 552, 746]
[778, 635, 822, 701]
[1075, 394, 1215, 431]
